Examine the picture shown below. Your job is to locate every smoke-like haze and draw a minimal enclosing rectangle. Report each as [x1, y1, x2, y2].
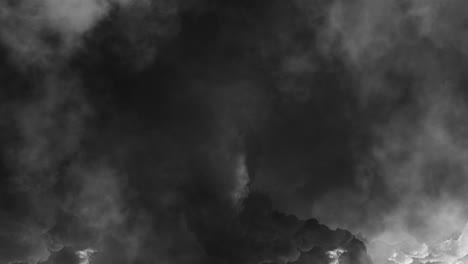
[3, 0, 468, 264]
[300, 0, 468, 263]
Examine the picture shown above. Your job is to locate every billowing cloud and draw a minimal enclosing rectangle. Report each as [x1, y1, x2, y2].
[4, 1, 442, 264]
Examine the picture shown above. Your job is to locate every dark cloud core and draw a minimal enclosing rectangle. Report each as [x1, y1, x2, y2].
[2, 0, 468, 264]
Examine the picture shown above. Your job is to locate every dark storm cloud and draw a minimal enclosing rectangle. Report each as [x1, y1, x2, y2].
[292, 0, 468, 263]
[0, 0, 380, 264]
[0, 0, 134, 68]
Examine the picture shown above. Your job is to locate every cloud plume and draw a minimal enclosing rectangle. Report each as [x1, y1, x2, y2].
[7, 0, 453, 263]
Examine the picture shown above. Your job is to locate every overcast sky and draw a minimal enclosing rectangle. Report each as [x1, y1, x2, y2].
[2, 1, 468, 264]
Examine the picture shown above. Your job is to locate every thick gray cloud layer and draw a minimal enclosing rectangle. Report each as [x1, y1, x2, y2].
[298, 0, 468, 263]
[5, 0, 468, 264]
